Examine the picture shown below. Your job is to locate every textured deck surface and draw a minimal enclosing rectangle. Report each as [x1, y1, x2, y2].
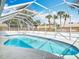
[0, 46, 63, 59]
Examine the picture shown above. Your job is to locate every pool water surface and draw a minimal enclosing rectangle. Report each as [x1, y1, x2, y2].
[4, 35, 79, 55]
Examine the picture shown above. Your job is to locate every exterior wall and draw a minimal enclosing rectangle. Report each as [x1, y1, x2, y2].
[0, 24, 8, 31]
[62, 27, 79, 32]
[37, 25, 79, 32]
[36, 25, 56, 31]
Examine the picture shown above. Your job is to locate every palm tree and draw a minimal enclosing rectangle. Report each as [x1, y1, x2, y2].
[35, 20, 41, 25]
[52, 14, 58, 32]
[57, 11, 65, 31]
[33, 20, 41, 30]
[45, 14, 52, 31]
[63, 13, 70, 27]
[57, 11, 65, 25]
[53, 15, 58, 25]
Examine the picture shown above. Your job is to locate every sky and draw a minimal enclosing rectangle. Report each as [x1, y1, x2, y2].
[3, 0, 79, 23]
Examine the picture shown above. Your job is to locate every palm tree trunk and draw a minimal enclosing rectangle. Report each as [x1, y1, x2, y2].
[60, 16, 62, 31]
[53, 19, 55, 25]
[63, 19, 66, 27]
[53, 19, 56, 32]
[48, 19, 51, 31]
[54, 19, 56, 32]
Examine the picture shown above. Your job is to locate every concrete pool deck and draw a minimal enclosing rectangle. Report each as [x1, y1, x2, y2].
[0, 31, 79, 59]
[0, 46, 63, 59]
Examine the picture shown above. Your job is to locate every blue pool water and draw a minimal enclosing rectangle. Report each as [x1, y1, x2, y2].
[4, 35, 79, 55]
[4, 38, 33, 48]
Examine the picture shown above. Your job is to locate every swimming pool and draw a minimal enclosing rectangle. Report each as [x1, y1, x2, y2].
[4, 35, 79, 55]
[4, 38, 33, 48]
